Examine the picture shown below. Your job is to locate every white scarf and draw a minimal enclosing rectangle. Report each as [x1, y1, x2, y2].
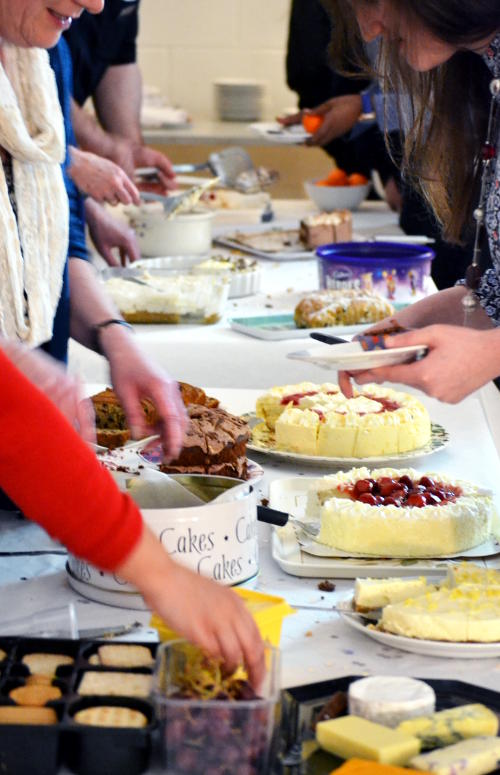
[0, 45, 69, 347]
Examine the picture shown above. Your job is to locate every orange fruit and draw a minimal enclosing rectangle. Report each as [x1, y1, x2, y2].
[315, 179, 330, 186]
[348, 172, 369, 186]
[302, 114, 324, 133]
[325, 168, 349, 187]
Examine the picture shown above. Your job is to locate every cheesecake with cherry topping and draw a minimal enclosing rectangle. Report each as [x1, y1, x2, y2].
[255, 383, 430, 458]
[310, 467, 493, 557]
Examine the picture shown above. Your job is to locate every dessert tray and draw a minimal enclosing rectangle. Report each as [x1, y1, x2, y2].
[269, 476, 500, 579]
[249, 121, 311, 144]
[337, 594, 500, 658]
[287, 340, 428, 371]
[229, 313, 371, 341]
[245, 414, 449, 467]
[215, 227, 314, 261]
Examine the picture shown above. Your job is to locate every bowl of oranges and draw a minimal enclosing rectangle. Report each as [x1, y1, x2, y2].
[304, 167, 371, 212]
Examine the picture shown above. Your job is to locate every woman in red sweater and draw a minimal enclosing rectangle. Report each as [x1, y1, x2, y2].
[0, 347, 264, 686]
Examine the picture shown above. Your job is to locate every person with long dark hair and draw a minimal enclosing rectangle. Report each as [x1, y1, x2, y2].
[325, 0, 500, 402]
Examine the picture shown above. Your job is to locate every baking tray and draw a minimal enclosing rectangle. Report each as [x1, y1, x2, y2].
[0, 636, 158, 775]
[278, 675, 500, 774]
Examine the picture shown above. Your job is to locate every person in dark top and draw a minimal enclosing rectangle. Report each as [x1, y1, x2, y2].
[284, 0, 474, 290]
[64, 0, 175, 189]
[286, 0, 400, 187]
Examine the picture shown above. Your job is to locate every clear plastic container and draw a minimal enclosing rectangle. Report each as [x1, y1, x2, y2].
[101, 267, 229, 324]
[152, 641, 281, 774]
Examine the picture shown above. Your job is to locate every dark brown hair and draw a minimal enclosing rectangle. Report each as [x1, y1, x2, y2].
[323, 0, 500, 242]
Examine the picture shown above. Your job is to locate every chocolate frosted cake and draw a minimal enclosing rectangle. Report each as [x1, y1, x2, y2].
[160, 405, 250, 479]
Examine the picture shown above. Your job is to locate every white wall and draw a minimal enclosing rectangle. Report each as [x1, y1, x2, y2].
[137, 0, 297, 120]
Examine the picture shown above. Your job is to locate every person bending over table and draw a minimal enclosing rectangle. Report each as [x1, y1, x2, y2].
[64, 0, 176, 190]
[0, 343, 264, 686]
[322, 0, 500, 403]
[0, 0, 185, 459]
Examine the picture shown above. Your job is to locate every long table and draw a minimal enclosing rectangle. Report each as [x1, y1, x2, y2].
[2, 198, 500, 775]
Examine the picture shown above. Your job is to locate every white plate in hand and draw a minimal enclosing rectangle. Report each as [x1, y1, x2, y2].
[287, 341, 427, 371]
[249, 122, 311, 144]
[338, 595, 500, 658]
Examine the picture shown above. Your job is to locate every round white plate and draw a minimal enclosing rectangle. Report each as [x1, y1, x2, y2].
[338, 595, 500, 658]
[249, 122, 311, 144]
[246, 416, 449, 467]
[287, 341, 427, 371]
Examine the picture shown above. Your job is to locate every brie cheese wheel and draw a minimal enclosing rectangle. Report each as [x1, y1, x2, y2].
[348, 676, 436, 728]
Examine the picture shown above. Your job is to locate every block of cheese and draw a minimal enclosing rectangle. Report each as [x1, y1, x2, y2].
[397, 704, 499, 749]
[381, 587, 500, 642]
[316, 715, 420, 765]
[335, 760, 430, 775]
[409, 736, 500, 774]
[354, 577, 432, 611]
[348, 677, 436, 728]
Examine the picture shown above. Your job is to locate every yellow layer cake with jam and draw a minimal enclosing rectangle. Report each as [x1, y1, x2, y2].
[381, 586, 500, 641]
[254, 383, 430, 458]
[309, 467, 493, 557]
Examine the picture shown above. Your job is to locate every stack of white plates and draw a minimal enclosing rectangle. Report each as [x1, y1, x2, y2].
[214, 78, 265, 122]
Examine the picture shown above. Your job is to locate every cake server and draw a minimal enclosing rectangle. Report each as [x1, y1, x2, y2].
[257, 506, 320, 538]
[309, 331, 349, 345]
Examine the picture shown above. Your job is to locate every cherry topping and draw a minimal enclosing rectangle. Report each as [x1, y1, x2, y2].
[358, 493, 378, 506]
[348, 475, 462, 508]
[419, 476, 435, 488]
[354, 479, 374, 494]
[406, 493, 427, 508]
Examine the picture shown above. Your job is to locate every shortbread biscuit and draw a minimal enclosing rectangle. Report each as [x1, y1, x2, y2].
[74, 705, 148, 728]
[0, 706, 58, 725]
[22, 653, 74, 677]
[26, 675, 53, 687]
[88, 654, 100, 666]
[0, 648, 6, 663]
[97, 644, 154, 668]
[77, 671, 152, 698]
[9, 684, 62, 707]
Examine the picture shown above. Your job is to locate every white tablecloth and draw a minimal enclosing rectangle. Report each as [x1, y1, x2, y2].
[68, 200, 406, 388]
[2, 384, 500, 693]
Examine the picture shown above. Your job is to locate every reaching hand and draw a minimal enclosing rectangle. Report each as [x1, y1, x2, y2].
[278, 94, 363, 147]
[69, 147, 140, 206]
[339, 325, 500, 403]
[100, 329, 187, 460]
[132, 145, 177, 191]
[85, 199, 140, 266]
[146, 560, 266, 688]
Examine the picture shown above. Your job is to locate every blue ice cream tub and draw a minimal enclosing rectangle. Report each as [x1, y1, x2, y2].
[316, 241, 435, 303]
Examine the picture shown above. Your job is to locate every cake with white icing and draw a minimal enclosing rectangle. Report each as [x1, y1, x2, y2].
[254, 383, 431, 458]
[381, 586, 500, 642]
[310, 467, 493, 557]
[354, 576, 433, 611]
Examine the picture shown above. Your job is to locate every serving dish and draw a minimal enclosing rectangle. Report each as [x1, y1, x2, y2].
[304, 178, 371, 211]
[125, 204, 214, 256]
[215, 227, 314, 261]
[337, 595, 500, 658]
[245, 414, 449, 467]
[280, 675, 500, 773]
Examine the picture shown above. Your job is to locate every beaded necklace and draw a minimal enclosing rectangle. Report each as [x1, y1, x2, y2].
[462, 77, 500, 320]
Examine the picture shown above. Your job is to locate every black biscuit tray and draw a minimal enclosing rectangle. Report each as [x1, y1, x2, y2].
[0, 636, 158, 775]
[278, 675, 500, 775]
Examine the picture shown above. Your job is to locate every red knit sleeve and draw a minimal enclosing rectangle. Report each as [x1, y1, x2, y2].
[0, 351, 143, 571]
